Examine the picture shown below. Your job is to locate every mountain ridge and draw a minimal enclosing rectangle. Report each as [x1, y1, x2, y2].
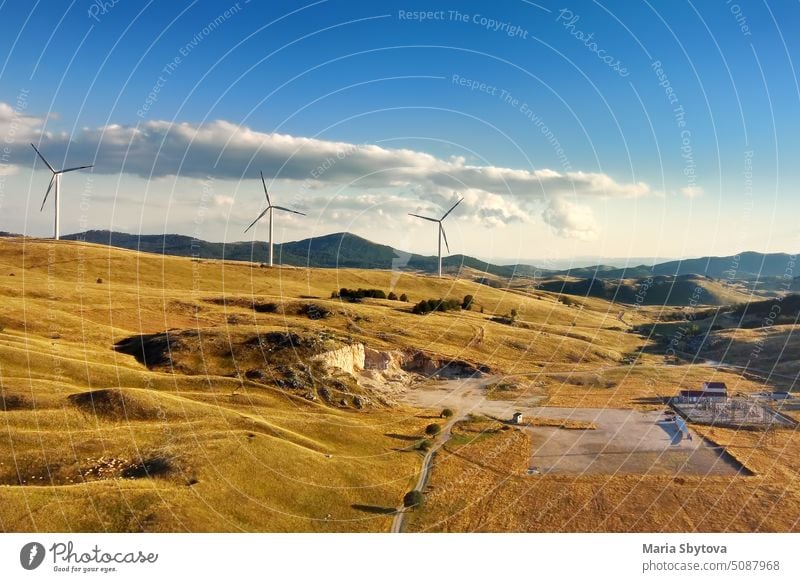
[2, 229, 795, 280]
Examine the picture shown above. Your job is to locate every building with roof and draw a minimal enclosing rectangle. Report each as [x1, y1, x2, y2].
[679, 382, 727, 403]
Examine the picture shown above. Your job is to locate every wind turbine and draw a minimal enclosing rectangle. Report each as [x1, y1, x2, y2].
[244, 172, 305, 267]
[31, 144, 93, 240]
[409, 196, 463, 277]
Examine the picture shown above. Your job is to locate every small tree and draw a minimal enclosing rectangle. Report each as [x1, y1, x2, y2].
[400, 293, 408, 302]
[440, 408, 454, 418]
[462, 294, 474, 310]
[510, 308, 518, 322]
[387, 291, 398, 301]
[425, 423, 442, 436]
[403, 490, 424, 508]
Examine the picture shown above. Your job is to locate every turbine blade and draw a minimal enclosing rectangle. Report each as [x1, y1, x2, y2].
[272, 206, 306, 216]
[244, 208, 269, 233]
[40, 176, 55, 211]
[440, 223, 450, 253]
[408, 213, 438, 223]
[30, 143, 55, 173]
[260, 171, 271, 207]
[60, 164, 94, 173]
[440, 196, 464, 220]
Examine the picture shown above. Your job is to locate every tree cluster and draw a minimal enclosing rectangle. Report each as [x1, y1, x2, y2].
[332, 288, 387, 301]
[411, 298, 462, 314]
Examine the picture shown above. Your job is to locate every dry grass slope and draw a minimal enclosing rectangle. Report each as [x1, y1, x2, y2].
[0, 236, 796, 532]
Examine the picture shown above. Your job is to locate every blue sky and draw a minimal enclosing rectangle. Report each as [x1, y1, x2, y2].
[1, 0, 798, 263]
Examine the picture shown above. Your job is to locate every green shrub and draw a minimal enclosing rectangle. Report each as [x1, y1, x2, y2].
[462, 294, 474, 310]
[412, 298, 462, 315]
[403, 490, 424, 508]
[440, 408, 454, 418]
[399, 293, 408, 302]
[425, 423, 442, 436]
[336, 288, 387, 302]
[387, 291, 398, 301]
[299, 304, 331, 319]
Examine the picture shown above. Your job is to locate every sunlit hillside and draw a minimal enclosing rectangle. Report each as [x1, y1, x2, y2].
[0, 236, 795, 532]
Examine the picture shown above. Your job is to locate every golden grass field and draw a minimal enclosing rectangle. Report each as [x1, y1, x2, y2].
[0, 236, 797, 532]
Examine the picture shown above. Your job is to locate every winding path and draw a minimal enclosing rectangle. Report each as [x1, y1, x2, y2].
[390, 412, 461, 533]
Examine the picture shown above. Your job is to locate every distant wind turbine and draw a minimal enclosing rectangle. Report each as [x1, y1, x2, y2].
[409, 196, 463, 277]
[31, 144, 93, 240]
[244, 172, 305, 267]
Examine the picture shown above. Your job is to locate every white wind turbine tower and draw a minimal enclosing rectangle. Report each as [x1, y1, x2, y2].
[244, 172, 306, 267]
[31, 143, 94, 240]
[409, 196, 463, 278]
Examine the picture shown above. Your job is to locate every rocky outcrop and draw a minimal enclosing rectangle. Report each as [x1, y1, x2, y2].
[311, 343, 365, 375]
[396, 350, 488, 379]
[364, 347, 393, 371]
[306, 343, 489, 407]
[364, 346, 486, 378]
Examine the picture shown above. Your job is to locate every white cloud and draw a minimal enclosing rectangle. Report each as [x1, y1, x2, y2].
[680, 185, 704, 198]
[542, 198, 600, 241]
[0, 102, 49, 174]
[213, 194, 235, 207]
[2, 102, 657, 240]
[23, 110, 655, 197]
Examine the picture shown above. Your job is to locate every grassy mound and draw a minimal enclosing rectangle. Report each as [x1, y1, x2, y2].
[67, 389, 161, 421]
[0, 390, 33, 411]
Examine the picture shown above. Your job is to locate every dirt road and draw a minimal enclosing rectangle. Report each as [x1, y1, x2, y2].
[390, 411, 461, 533]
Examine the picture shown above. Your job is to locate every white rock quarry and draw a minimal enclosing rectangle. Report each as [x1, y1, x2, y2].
[311, 343, 485, 405]
[311, 343, 365, 376]
[311, 344, 413, 403]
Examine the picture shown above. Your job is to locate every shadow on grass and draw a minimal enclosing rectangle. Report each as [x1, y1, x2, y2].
[484, 413, 512, 425]
[391, 446, 425, 454]
[632, 396, 669, 405]
[351, 504, 397, 515]
[384, 433, 420, 441]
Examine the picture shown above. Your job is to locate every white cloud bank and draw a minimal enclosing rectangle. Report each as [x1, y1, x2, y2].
[2, 102, 657, 240]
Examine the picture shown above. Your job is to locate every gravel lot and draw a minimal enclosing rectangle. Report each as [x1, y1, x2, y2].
[403, 376, 746, 476]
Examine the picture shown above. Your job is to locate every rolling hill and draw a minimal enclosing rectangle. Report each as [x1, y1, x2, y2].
[0, 235, 796, 534]
[562, 251, 797, 279]
[55, 230, 798, 283]
[59, 230, 541, 278]
[0, 234, 643, 532]
[535, 274, 755, 306]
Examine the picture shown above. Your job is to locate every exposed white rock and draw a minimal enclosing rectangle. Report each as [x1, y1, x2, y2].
[311, 343, 365, 375]
[311, 343, 484, 407]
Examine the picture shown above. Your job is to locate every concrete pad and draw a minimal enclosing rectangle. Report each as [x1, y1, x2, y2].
[402, 376, 747, 477]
